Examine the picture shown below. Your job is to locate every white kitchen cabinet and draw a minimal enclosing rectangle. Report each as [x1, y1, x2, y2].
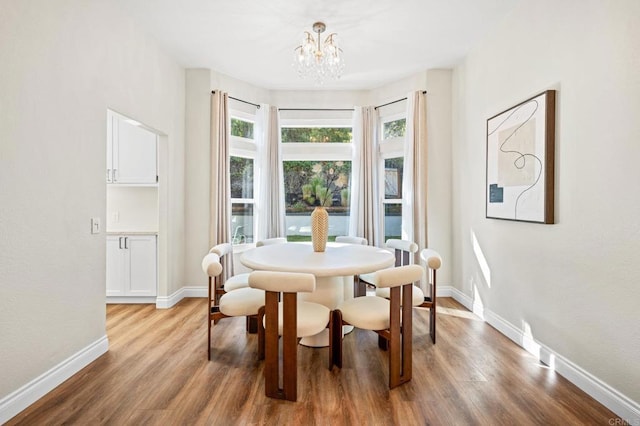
[106, 234, 157, 297]
[107, 112, 158, 184]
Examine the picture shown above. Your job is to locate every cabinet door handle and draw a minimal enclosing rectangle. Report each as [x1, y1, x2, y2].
[113, 168, 117, 182]
[107, 169, 111, 182]
[118, 237, 123, 249]
[124, 237, 128, 249]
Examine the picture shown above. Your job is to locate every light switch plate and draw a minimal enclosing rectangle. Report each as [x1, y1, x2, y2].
[91, 217, 101, 234]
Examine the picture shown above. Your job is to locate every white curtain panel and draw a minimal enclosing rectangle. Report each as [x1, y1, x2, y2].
[349, 106, 380, 246]
[210, 90, 234, 277]
[403, 91, 428, 264]
[256, 105, 286, 240]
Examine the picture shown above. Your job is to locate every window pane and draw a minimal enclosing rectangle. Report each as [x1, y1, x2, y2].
[231, 118, 254, 139]
[383, 118, 406, 139]
[384, 157, 403, 199]
[384, 204, 402, 241]
[231, 203, 254, 244]
[281, 127, 352, 143]
[230, 156, 254, 199]
[283, 160, 351, 240]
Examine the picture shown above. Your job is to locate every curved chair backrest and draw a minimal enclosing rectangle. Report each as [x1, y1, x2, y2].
[386, 239, 418, 253]
[201, 253, 223, 277]
[249, 271, 315, 293]
[420, 248, 442, 270]
[335, 236, 368, 245]
[207, 243, 234, 300]
[256, 237, 287, 247]
[385, 239, 418, 267]
[367, 264, 423, 289]
[209, 243, 233, 257]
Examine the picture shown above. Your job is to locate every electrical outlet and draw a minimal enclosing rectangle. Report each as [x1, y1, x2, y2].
[91, 217, 101, 234]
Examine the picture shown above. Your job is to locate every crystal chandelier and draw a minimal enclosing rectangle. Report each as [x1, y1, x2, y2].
[293, 22, 344, 84]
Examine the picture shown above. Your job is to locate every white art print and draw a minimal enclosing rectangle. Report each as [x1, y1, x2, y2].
[486, 90, 556, 223]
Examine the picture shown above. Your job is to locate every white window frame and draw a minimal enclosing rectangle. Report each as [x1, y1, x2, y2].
[378, 112, 406, 242]
[229, 110, 257, 244]
[280, 118, 353, 161]
[280, 115, 354, 239]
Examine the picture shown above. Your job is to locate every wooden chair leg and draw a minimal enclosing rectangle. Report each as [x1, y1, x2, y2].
[431, 272, 437, 344]
[400, 284, 413, 385]
[281, 293, 297, 401]
[388, 286, 402, 388]
[331, 310, 343, 369]
[419, 273, 437, 344]
[353, 276, 367, 297]
[246, 316, 258, 333]
[378, 335, 389, 350]
[207, 320, 212, 360]
[328, 310, 334, 370]
[257, 306, 265, 360]
[430, 306, 436, 344]
[208, 278, 212, 360]
[263, 292, 280, 399]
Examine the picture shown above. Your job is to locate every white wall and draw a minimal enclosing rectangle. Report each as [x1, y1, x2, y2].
[184, 69, 213, 287]
[106, 186, 158, 233]
[452, 0, 640, 409]
[0, 0, 185, 411]
[183, 69, 272, 287]
[369, 70, 453, 287]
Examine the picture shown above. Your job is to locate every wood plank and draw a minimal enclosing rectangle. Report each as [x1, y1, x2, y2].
[6, 298, 622, 425]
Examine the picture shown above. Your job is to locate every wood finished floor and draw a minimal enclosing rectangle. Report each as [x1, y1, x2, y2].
[8, 297, 620, 425]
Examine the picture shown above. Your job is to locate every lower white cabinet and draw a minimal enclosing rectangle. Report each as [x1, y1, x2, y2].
[106, 234, 157, 297]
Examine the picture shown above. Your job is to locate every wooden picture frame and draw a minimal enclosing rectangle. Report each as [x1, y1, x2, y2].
[486, 90, 556, 223]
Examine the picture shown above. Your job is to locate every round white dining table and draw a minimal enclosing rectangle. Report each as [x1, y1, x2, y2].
[240, 241, 395, 347]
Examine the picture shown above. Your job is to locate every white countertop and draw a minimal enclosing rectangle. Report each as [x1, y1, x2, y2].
[106, 231, 158, 235]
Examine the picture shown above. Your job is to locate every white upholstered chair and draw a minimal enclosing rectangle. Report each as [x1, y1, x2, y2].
[376, 239, 424, 306]
[362, 239, 425, 305]
[209, 243, 250, 293]
[202, 253, 265, 360]
[214, 238, 287, 294]
[249, 270, 332, 401]
[332, 264, 424, 388]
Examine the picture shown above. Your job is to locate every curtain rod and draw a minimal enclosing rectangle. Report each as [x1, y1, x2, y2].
[374, 90, 427, 110]
[211, 91, 261, 109]
[278, 108, 355, 111]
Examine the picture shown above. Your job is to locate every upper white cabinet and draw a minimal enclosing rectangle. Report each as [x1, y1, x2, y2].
[107, 111, 158, 184]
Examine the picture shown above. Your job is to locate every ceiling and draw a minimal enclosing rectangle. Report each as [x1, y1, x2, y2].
[114, 0, 522, 91]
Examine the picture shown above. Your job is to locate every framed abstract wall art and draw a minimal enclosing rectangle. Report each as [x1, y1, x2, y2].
[486, 90, 556, 223]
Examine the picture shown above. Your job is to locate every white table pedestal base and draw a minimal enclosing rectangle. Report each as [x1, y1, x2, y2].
[299, 276, 354, 347]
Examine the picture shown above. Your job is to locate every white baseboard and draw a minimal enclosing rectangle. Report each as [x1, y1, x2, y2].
[155, 286, 207, 309]
[0, 335, 109, 424]
[447, 290, 639, 423]
[444, 286, 473, 312]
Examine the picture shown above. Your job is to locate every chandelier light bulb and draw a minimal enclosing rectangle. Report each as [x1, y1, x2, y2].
[293, 21, 344, 84]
